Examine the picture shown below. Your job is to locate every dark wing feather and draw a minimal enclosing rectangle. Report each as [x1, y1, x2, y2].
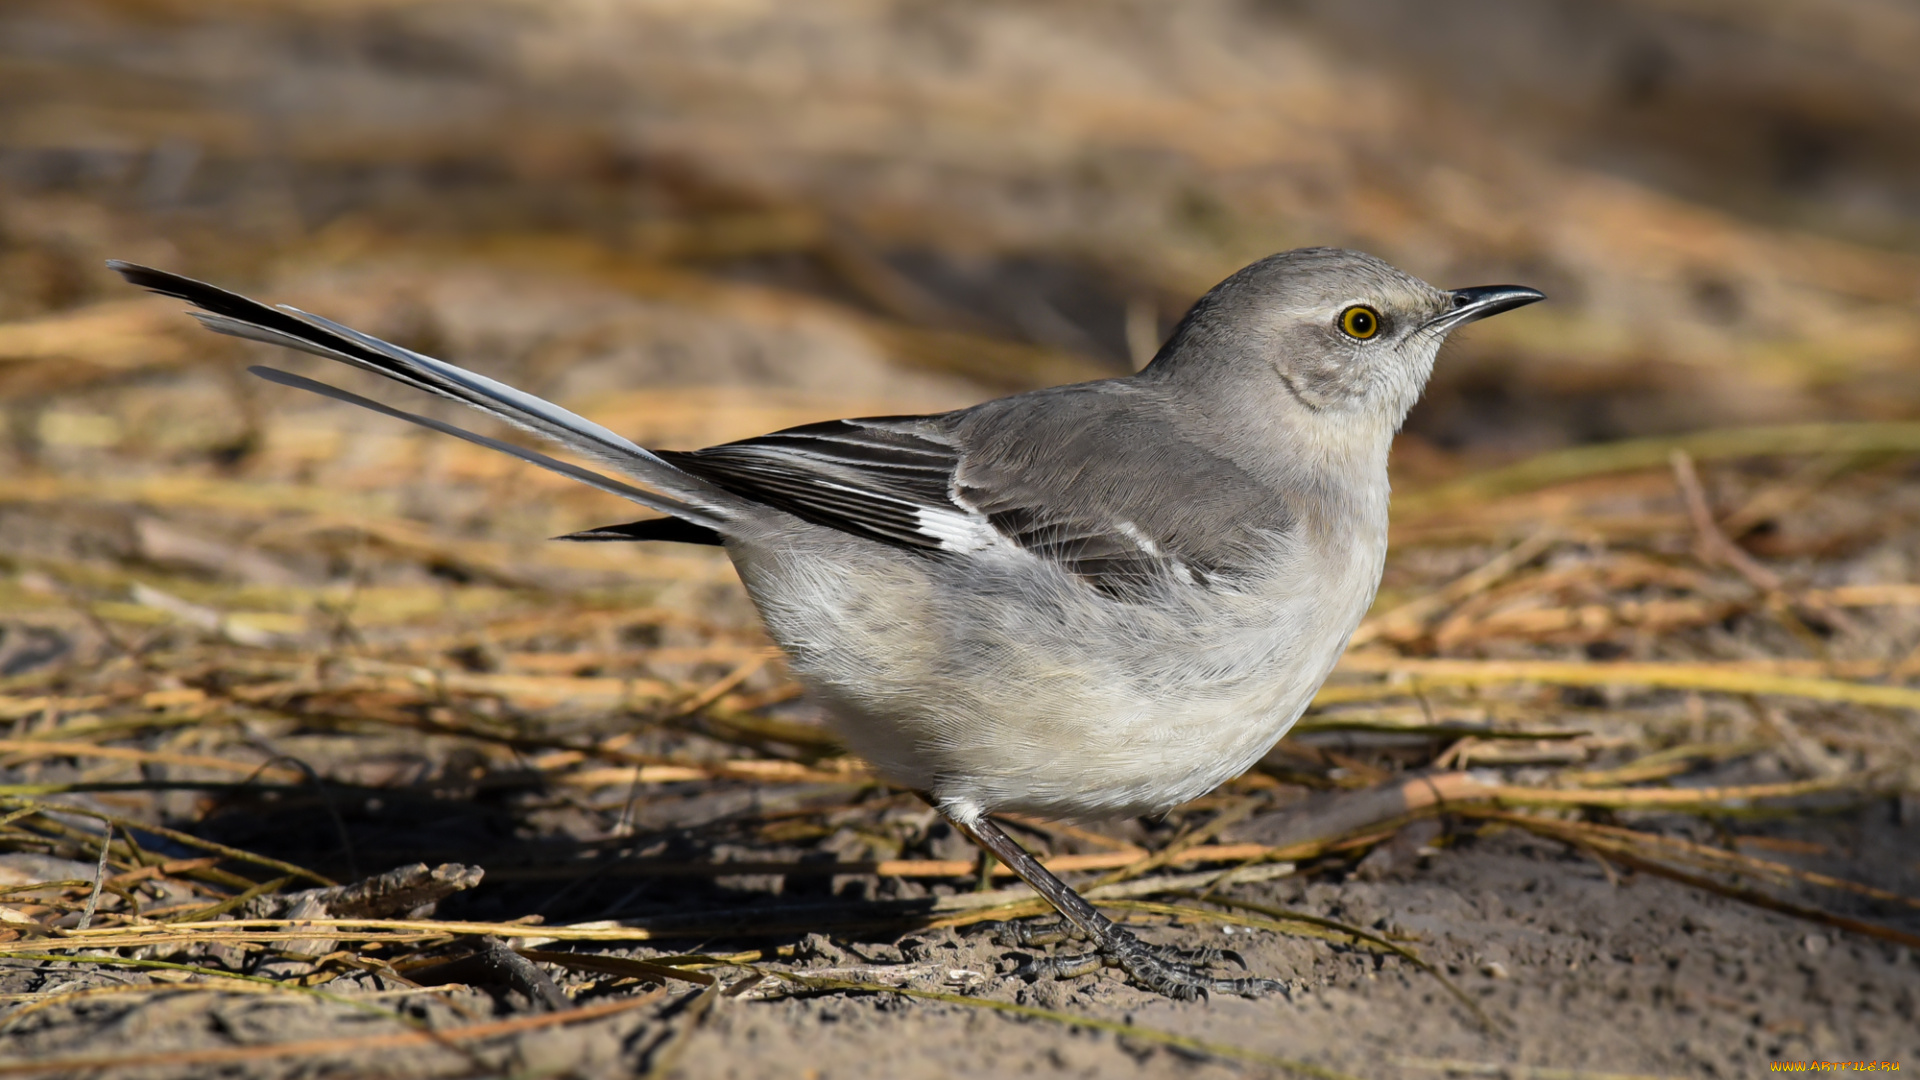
[659, 418, 967, 551]
[973, 503, 1177, 596]
[554, 518, 725, 546]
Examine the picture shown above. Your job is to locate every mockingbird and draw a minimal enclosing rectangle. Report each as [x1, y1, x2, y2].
[112, 249, 1542, 999]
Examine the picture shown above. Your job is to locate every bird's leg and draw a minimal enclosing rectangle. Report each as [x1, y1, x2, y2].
[943, 811, 1280, 1000]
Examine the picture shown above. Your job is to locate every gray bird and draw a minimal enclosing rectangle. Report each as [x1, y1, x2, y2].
[110, 249, 1541, 999]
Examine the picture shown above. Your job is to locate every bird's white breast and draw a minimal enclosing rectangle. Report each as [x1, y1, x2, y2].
[729, 494, 1388, 822]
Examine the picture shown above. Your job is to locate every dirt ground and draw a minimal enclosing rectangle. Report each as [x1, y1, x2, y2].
[3, 778, 1914, 1078]
[3, 2, 1920, 1078]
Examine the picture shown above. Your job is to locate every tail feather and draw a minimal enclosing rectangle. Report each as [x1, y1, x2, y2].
[111, 261, 734, 531]
[249, 367, 712, 524]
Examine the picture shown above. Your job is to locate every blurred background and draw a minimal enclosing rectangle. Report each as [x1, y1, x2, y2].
[6, 0, 1920, 471]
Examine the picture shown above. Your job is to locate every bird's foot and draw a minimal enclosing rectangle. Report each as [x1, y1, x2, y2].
[991, 919, 1279, 1000]
[1101, 933, 1285, 1000]
[995, 917, 1239, 968]
[991, 916, 1081, 949]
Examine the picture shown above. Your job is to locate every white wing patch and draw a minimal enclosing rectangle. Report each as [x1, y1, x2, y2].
[1113, 520, 1163, 558]
[1117, 519, 1204, 588]
[914, 505, 1000, 552]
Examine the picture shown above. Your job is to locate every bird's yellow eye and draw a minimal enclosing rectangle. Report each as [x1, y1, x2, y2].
[1340, 305, 1381, 340]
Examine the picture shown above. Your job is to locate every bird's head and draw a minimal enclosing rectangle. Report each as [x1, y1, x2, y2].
[1147, 247, 1543, 429]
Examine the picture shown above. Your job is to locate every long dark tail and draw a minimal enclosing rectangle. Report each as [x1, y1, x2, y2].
[110, 262, 735, 532]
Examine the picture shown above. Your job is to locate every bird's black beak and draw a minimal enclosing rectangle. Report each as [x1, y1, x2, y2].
[1429, 284, 1546, 331]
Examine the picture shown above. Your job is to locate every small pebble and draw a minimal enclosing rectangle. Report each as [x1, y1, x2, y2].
[797, 932, 844, 963]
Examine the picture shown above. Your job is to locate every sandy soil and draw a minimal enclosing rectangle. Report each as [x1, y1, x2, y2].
[4, 795, 1913, 1078]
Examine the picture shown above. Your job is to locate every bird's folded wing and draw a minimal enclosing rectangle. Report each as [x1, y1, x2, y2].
[659, 417, 978, 552]
[662, 415, 1252, 599]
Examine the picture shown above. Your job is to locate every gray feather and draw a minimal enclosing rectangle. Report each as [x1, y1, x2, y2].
[250, 367, 712, 524]
[110, 261, 733, 526]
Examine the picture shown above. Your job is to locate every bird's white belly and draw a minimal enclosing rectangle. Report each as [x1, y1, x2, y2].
[731, 524, 1380, 822]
